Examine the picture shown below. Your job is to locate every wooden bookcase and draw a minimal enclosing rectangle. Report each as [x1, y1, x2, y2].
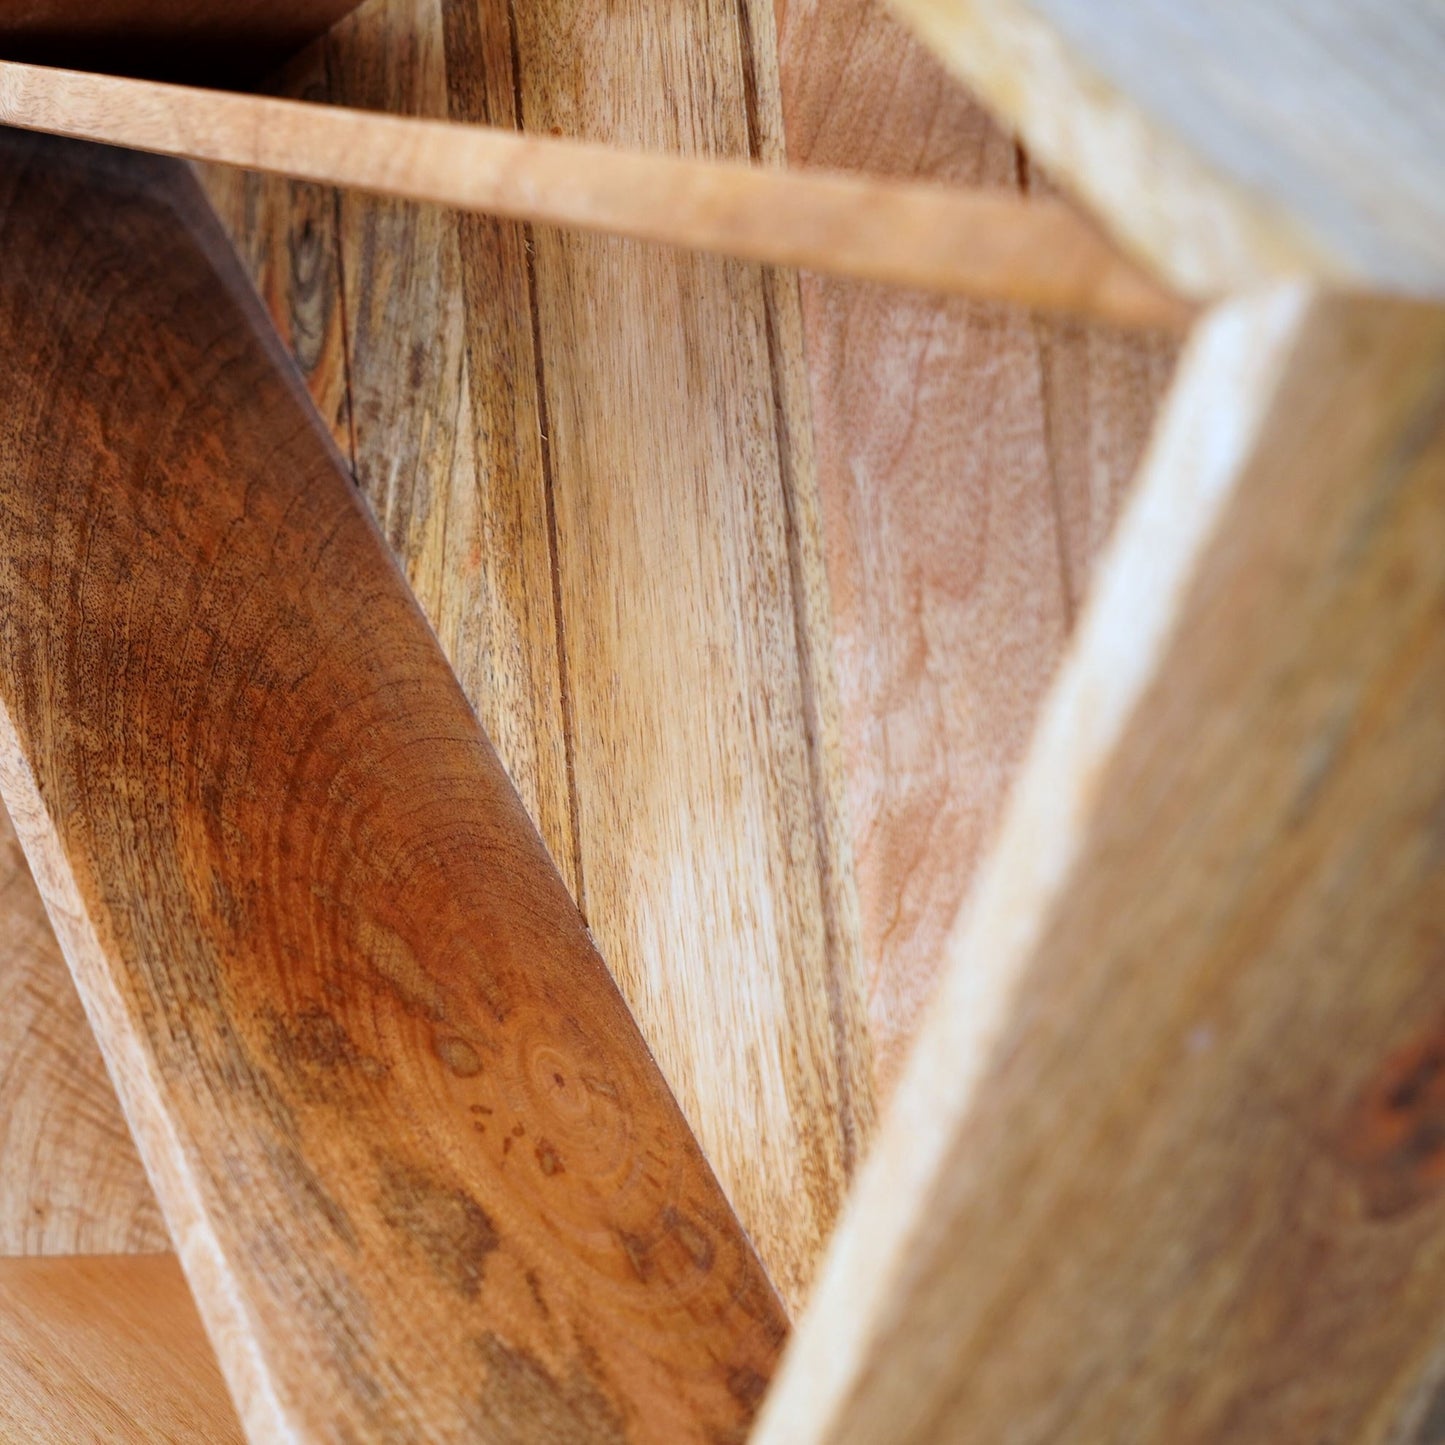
[0, 1, 1441, 1440]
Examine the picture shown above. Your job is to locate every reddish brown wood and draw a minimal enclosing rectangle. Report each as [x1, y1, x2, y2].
[0, 129, 786, 1443]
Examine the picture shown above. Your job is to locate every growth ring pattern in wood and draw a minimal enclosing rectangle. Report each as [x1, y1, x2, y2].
[0, 129, 786, 1443]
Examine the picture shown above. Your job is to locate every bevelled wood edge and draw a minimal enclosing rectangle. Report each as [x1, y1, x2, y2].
[0, 128, 787, 1443]
[756, 285, 1445, 1443]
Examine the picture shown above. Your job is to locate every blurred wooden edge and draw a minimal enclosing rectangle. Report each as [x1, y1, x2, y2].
[755, 285, 1445, 1443]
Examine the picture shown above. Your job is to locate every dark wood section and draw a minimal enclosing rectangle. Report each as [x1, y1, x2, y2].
[0, 129, 787, 1443]
[0, 0, 365, 80]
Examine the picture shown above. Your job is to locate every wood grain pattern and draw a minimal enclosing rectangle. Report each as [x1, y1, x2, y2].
[886, 0, 1445, 297]
[756, 286, 1445, 1444]
[0, 129, 787, 1442]
[0, 58, 1189, 326]
[776, 0, 1177, 1092]
[322, 1, 580, 902]
[293, 0, 877, 1314]
[502, 0, 877, 1314]
[0, 0, 367, 81]
[0, 1254, 241, 1442]
[0, 800, 167, 1256]
[196, 44, 353, 463]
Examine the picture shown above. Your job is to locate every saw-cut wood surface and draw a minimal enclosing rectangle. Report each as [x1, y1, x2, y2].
[887, 0, 1445, 298]
[0, 0, 366, 80]
[0, 128, 788, 1443]
[206, 0, 877, 1313]
[776, 0, 1177, 1092]
[0, 1253, 241, 1442]
[757, 286, 1445, 1444]
[0, 58, 1188, 327]
[0, 801, 167, 1255]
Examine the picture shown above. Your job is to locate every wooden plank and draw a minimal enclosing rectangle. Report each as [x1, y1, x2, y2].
[886, 0, 1445, 297]
[316, 3, 580, 903]
[498, 0, 878, 1313]
[0, 1254, 242, 1442]
[755, 285, 1445, 1443]
[298, 0, 877, 1314]
[0, 800, 167, 1255]
[0, 59, 1189, 327]
[0, 0, 367, 81]
[0, 129, 787, 1442]
[776, 0, 1177, 1092]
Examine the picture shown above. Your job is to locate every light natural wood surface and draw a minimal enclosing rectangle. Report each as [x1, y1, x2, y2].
[0, 129, 787, 1442]
[499, 0, 877, 1315]
[756, 286, 1445, 1443]
[0, 57, 1190, 327]
[887, 0, 1445, 298]
[777, 0, 1176, 1092]
[206, 0, 879, 1315]
[0, 1253, 242, 1442]
[0, 801, 167, 1256]
[0, 0, 367, 80]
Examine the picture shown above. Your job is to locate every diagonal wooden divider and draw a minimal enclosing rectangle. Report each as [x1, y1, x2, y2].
[0, 59, 1190, 328]
[0, 127, 787, 1442]
[756, 286, 1445, 1443]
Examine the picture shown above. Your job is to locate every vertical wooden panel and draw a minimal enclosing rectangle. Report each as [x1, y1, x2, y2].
[196, 48, 353, 464]
[775, 0, 1176, 1092]
[0, 800, 166, 1257]
[504, 0, 874, 1312]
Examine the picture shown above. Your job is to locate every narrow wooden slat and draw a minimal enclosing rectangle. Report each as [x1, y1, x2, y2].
[776, 0, 1178, 1096]
[0, 58, 1191, 327]
[756, 287, 1445, 1443]
[0, 129, 787, 1442]
[0, 800, 168, 1255]
[0, 1254, 242, 1442]
[0, 0, 367, 81]
[887, 0, 1445, 297]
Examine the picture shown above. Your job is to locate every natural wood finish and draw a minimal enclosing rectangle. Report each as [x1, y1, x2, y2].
[0, 800, 167, 1255]
[0, 57, 1190, 327]
[887, 0, 1445, 298]
[756, 286, 1445, 1443]
[0, 1253, 242, 1442]
[495, 0, 876, 1312]
[315, 9, 580, 900]
[776, 0, 1177, 1092]
[0, 0, 367, 81]
[196, 46, 353, 464]
[262, 0, 879, 1314]
[0, 130, 787, 1442]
